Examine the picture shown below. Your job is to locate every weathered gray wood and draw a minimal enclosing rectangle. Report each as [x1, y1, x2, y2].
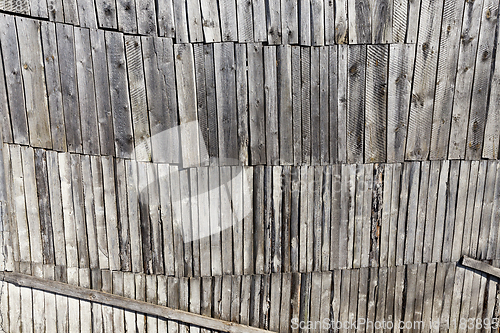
[219, 0, 238, 41]
[237, 0, 254, 42]
[278, 45, 293, 165]
[405, 0, 444, 160]
[101, 156, 121, 271]
[80, 156, 99, 270]
[16, 18, 52, 149]
[74, 27, 100, 155]
[248, 43, 266, 165]
[348, 269, 359, 329]
[125, 36, 151, 162]
[306, 167, 315, 271]
[442, 161, 460, 263]
[465, 0, 498, 160]
[89, 29, 115, 157]
[483, 32, 500, 159]
[414, 161, 429, 264]
[361, 164, 372, 268]
[421, 263, 436, 331]
[136, 0, 158, 35]
[388, 163, 401, 267]
[406, 0, 421, 43]
[396, 163, 410, 267]
[448, 0, 484, 159]
[291, 47, 302, 165]
[372, 0, 392, 43]
[450, 161, 470, 262]
[328, 46, 338, 163]
[56, 23, 82, 153]
[105, 31, 134, 159]
[439, 263, 455, 331]
[403, 264, 417, 333]
[384, 266, 396, 325]
[387, 44, 415, 163]
[70, 154, 90, 269]
[353, 165, 364, 268]
[448, 266, 464, 333]
[46, 0, 63, 21]
[281, 0, 298, 44]
[192, 43, 210, 165]
[254, 166, 265, 274]
[2, 271, 274, 333]
[208, 166, 222, 276]
[40, 22, 65, 151]
[199, 0, 221, 42]
[30, 0, 48, 18]
[347, 45, 366, 163]
[337, 46, 348, 162]
[264, 46, 279, 165]
[364, 44, 388, 163]
[299, 273, 312, 329]
[156, 164, 173, 275]
[430, 263, 446, 330]
[157, 0, 175, 37]
[335, 0, 348, 43]
[271, 167, 282, 273]
[348, 0, 371, 44]
[429, 0, 465, 160]
[0, 37, 12, 143]
[299, 0, 311, 45]
[393, 0, 407, 42]
[301, 48, 311, 164]
[195, 167, 210, 276]
[203, 44, 219, 164]
[235, 44, 249, 165]
[404, 162, 420, 265]
[76, 0, 97, 28]
[95, 0, 117, 29]
[214, 43, 239, 165]
[477, 161, 498, 260]
[469, 161, 487, 258]
[232, 166, 244, 275]
[89, 156, 108, 270]
[379, 163, 392, 267]
[137, 162, 153, 274]
[321, 166, 332, 271]
[329, 165, 341, 270]
[189, 168, 201, 277]
[422, 161, 440, 263]
[116, 0, 137, 33]
[148, 164, 164, 274]
[269, 273, 281, 331]
[412, 264, 426, 330]
[319, 47, 329, 164]
[220, 167, 233, 275]
[264, 166, 274, 273]
[435, 161, 451, 265]
[266, 0, 281, 44]
[311, 0, 324, 45]
[253, 0, 267, 41]
[279, 273, 292, 332]
[170, 166, 183, 278]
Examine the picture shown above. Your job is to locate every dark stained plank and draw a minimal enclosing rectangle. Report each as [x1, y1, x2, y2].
[364, 44, 388, 163]
[89, 29, 115, 157]
[56, 23, 82, 153]
[347, 45, 366, 163]
[105, 31, 134, 159]
[405, 0, 444, 160]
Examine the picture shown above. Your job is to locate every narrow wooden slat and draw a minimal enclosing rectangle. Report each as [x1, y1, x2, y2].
[253, 0, 267, 41]
[309, 47, 318, 164]
[200, 0, 221, 42]
[220, 167, 233, 275]
[116, 0, 138, 33]
[146, 274, 158, 332]
[387, 44, 415, 163]
[135, 273, 146, 332]
[439, 263, 455, 331]
[235, 44, 249, 165]
[442, 161, 460, 262]
[214, 43, 238, 165]
[396, 163, 411, 267]
[430, 263, 446, 330]
[70, 154, 90, 269]
[197, 167, 211, 276]
[291, 47, 302, 165]
[90, 156, 109, 270]
[465, 0, 498, 160]
[330, 165, 341, 269]
[403, 265, 417, 333]
[321, 166, 332, 270]
[278, 45, 293, 165]
[219, 0, 238, 41]
[75, 27, 100, 155]
[338, 165, 349, 269]
[105, 31, 134, 159]
[269, 273, 281, 331]
[136, 0, 158, 35]
[422, 161, 441, 263]
[0, 32, 12, 143]
[405, 0, 444, 160]
[16, 18, 52, 149]
[469, 161, 487, 258]
[157, 0, 175, 37]
[4, 145, 20, 269]
[335, 0, 348, 43]
[266, 0, 281, 44]
[125, 36, 151, 162]
[237, 0, 254, 42]
[301, 47, 311, 164]
[337, 45, 348, 162]
[299, 0, 311, 45]
[347, 45, 366, 163]
[30, 0, 48, 18]
[192, 43, 210, 165]
[379, 164, 392, 267]
[264, 46, 279, 165]
[209, 166, 222, 276]
[388, 164, 401, 267]
[365, 44, 388, 163]
[157, 164, 174, 275]
[348, 0, 371, 44]
[448, 0, 484, 159]
[204, 44, 219, 164]
[483, 32, 500, 159]
[101, 156, 121, 271]
[77, 0, 97, 28]
[89, 29, 115, 157]
[148, 164, 165, 274]
[306, 167, 315, 271]
[254, 167, 265, 274]
[412, 264, 426, 331]
[451, 161, 471, 262]
[190, 168, 201, 277]
[393, 0, 406, 42]
[429, 0, 465, 160]
[299, 273, 312, 329]
[459, 268, 473, 331]
[232, 166, 244, 275]
[319, 47, 329, 165]
[248, 43, 266, 165]
[311, 0, 324, 45]
[282, 0, 298, 44]
[20, 285, 34, 333]
[448, 266, 464, 333]
[220, 275, 231, 322]
[242, 158, 254, 266]
[80, 156, 99, 270]
[329, 46, 338, 163]
[361, 165, 373, 268]
[477, 161, 498, 260]
[414, 162, 430, 264]
[404, 162, 420, 265]
[353, 165, 365, 268]
[372, 0, 392, 43]
[0, 16, 28, 148]
[95, 0, 117, 29]
[279, 273, 292, 332]
[115, 160, 132, 273]
[348, 269, 359, 329]
[265, 167, 274, 273]
[406, 0, 421, 43]
[421, 263, 436, 330]
[137, 162, 153, 274]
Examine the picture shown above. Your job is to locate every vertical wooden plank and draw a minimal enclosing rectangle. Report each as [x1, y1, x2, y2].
[269, 273, 282, 332]
[361, 164, 373, 268]
[214, 43, 238, 165]
[421, 263, 437, 331]
[125, 36, 152, 162]
[422, 161, 441, 263]
[282, 0, 298, 44]
[250, 275, 261, 327]
[448, 266, 464, 333]
[204, 44, 219, 164]
[347, 45, 366, 163]
[220, 167, 233, 275]
[193, 42, 210, 165]
[396, 163, 411, 267]
[388, 164, 401, 267]
[348, 269, 359, 329]
[197, 167, 211, 276]
[272, 166, 282, 273]
[101, 271, 113, 332]
[158, 163, 174, 275]
[209, 166, 222, 276]
[90, 156, 109, 270]
[406, 0, 444, 160]
[379, 163, 392, 267]
[0, 14, 28, 145]
[114, 160, 130, 272]
[338, 165, 349, 269]
[291, 46, 302, 165]
[101, 156, 121, 271]
[338, 45, 348, 162]
[61, 0, 79, 24]
[358, 268, 369, 331]
[321, 166, 332, 271]
[254, 166, 265, 274]
[442, 161, 460, 263]
[242, 166, 254, 273]
[468, 161, 487, 258]
[311, 0, 324, 45]
[387, 44, 416, 163]
[301, 47, 311, 164]
[439, 263, 455, 331]
[157, 0, 175, 37]
[335, 0, 348, 43]
[0, 30, 12, 143]
[477, 161, 498, 260]
[265, 167, 274, 273]
[123, 273, 136, 332]
[190, 168, 201, 277]
[16, 18, 52, 149]
[299, 273, 312, 330]
[95, 0, 118, 29]
[266, 0, 282, 44]
[77, 0, 97, 28]
[253, 0, 267, 41]
[429, 0, 466, 160]
[310, 47, 321, 165]
[348, 0, 371, 44]
[353, 165, 365, 269]
[306, 167, 315, 272]
[448, 0, 484, 160]
[237, 0, 254, 42]
[105, 31, 134, 159]
[451, 161, 471, 262]
[148, 164, 164, 274]
[136, 0, 158, 35]
[290, 167, 300, 272]
[483, 32, 500, 159]
[232, 166, 244, 275]
[330, 165, 341, 269]
[219, 0, 238, 41]
[137, 162, 153, 274]
[465, 0, 499, 160]
[278, 45, 293, 165]
[328, 46, 338, 163]
[392, 0, 406, 43]
[199, 0, 221, 42]
[264, 46, 279, 165]
[406, 0, 422, 43]
[116, 0, 138, 33]
[146, 274, 158, 332]
[414, 162, 430, 264]
[56, 23, 83, 153]
[81, 156, 99, 269]
[404, 162, 420, 265]
[300, 0, 311, 45]
[299, 167, 308, 272]
[75, 27, 100, 155]
[135, 274, 146, 333]
[235, 43, 249, 165]
[31, 0, 48, 18]
[248, 43, 266, 165]
[319, 47, 329, 165]
[90, 29, 115, 157]
[372, 0, 392, 43]
[403, 265, 417, 333]
[280, 273, 292, 332]
[365, 44, 388, 163]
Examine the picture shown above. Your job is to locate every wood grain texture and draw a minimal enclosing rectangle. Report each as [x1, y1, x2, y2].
[347, 45, 366, 163]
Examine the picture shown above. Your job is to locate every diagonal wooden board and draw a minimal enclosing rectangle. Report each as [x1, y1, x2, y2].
[0, 271, 274, 333]
[462, 256, 500, 280]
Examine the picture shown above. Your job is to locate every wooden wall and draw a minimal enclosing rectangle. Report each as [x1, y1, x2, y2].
[0, 0, 500, 331]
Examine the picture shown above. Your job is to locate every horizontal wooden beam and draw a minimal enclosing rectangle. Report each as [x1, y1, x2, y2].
[0, 271, 273, 333]
[462, 256, 500, 279]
